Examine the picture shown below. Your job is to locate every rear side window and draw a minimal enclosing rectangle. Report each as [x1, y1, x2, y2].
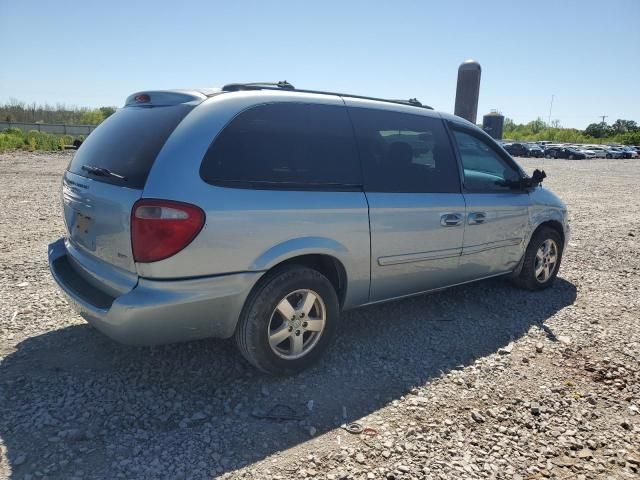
[68, 105, 192, 188]
[348, 108, 460, 193]
[200, 103, 361, 189]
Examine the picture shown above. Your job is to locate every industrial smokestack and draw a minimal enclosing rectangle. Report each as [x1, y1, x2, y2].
[482, 110, 505, 140]
[454, 59, 481, 124]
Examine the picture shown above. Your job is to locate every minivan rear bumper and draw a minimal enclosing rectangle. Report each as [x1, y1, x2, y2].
[48, 238, 261, 345]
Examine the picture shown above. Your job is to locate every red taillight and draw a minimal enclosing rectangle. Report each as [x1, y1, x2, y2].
[134, 94, 150, 103]
[131, 199, 205, 263]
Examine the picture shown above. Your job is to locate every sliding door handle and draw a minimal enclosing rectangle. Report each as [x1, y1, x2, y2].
[468, 212, 487, 225]
[440, 213, 463, 227]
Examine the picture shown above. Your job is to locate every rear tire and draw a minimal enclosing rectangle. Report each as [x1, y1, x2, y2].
[234, 265, 339, 375]
[513, 227, 563, 291]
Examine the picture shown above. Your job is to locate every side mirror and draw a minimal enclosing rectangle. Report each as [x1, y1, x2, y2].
[498, 169, 547, 190]
[519, 169, 546, 189]
[531, 169, 547, 184]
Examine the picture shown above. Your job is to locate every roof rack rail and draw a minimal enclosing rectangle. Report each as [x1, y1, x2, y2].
[222, 81, 295, 92]
[220, 81, 432, 110]
[389, 98, 424, 107]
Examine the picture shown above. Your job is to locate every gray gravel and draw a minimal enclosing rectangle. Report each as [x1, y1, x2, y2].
[1, 151, 639, 480]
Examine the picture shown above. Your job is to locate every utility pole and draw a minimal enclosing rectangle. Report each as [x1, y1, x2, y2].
[599, 115, 608, 126]
[547, 94, 554, 126]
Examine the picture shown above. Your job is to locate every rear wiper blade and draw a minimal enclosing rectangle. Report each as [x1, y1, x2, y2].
[81, 164, 127, 181]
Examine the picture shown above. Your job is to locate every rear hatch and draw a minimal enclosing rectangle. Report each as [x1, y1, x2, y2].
[63, 91, 201, 282]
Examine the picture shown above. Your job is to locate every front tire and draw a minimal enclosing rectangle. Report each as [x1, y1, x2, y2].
[513, 227, 563, 291]
[234, 265, 339, 375]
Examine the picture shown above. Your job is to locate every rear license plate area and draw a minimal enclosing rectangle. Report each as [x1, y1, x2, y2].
[71, 211, 95, 250]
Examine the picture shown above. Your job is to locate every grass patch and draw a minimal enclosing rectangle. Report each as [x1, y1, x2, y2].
[0, 128, 77, 152]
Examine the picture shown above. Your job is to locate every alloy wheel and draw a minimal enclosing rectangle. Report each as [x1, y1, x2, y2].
[268, 289, 327, 360]
[534, 239, 559, 283]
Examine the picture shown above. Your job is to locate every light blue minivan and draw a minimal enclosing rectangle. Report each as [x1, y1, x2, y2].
[49, 82, 569, 375]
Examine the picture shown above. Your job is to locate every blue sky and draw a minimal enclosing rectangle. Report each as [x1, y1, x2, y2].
[1, 0, 638, 128]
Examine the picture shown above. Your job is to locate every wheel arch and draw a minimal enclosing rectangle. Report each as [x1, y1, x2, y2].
[512, 218, 566, 277]
[532, 219, 565, 246]
[276, 254, 348, 308]
[249, 237, 350, 308]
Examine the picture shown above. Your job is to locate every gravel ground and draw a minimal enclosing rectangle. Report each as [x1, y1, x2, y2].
[0, 151, 638, 480]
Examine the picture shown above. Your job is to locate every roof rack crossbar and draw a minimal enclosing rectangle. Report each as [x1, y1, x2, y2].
[219, 82, 432, 110]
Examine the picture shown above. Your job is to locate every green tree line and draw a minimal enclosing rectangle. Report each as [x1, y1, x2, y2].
[1, 99, 116, 125]
[503, 117, 640, 145]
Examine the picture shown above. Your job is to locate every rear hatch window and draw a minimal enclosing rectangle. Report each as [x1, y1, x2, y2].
[68, 104, 193, 188]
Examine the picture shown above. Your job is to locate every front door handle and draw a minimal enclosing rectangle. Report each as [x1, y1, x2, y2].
[468, 212, 487, 225]
[440, 213, 463, 227]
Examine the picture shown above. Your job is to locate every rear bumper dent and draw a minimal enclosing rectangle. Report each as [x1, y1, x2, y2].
[48, 238, 261, 345]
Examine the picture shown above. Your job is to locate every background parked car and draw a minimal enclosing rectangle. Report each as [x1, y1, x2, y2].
[586, 146, 609, 158]
[545, 147, 587, 160]
[575, 147, 596, 159]
[503, 142, 543, 157]
[605, 148, 625, 159]
[543, 144, 563, 154]
[619, 146, 638, 158]
[502, 142, 526, 156]
[544, 147, 560, 158]
[526, 143, 545, 157]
